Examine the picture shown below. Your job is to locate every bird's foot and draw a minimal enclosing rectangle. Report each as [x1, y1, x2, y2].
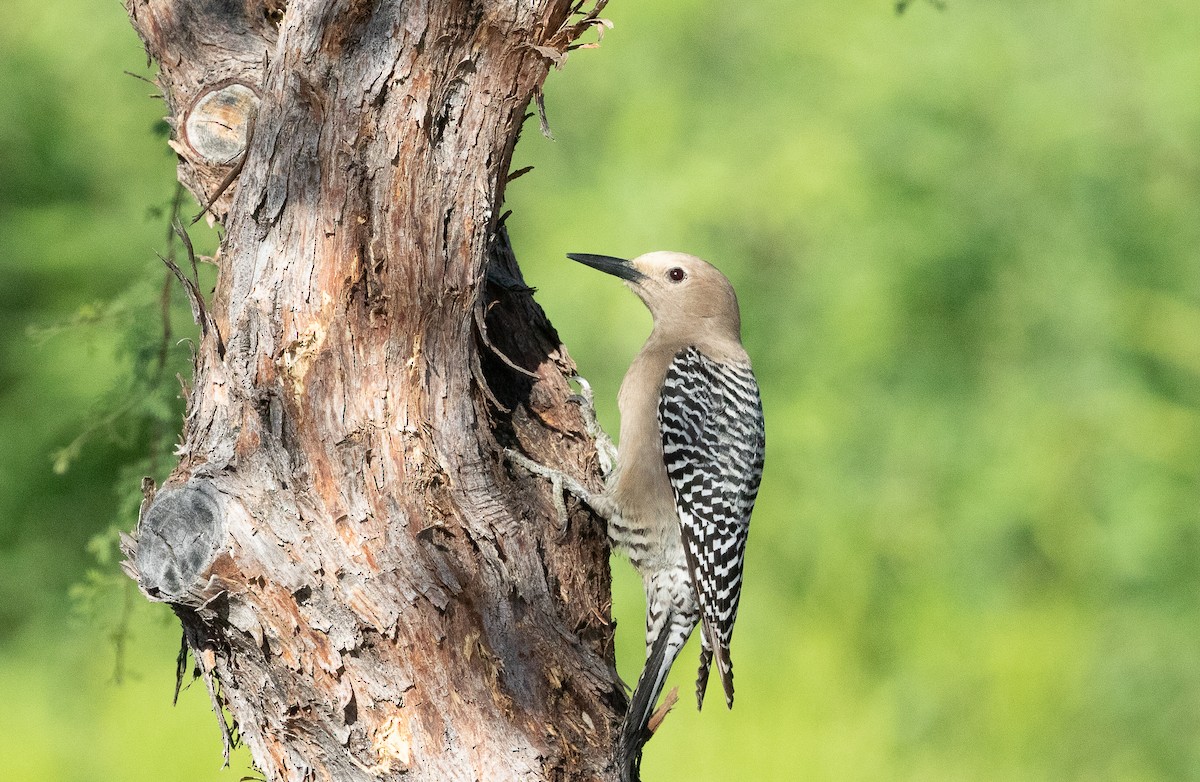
[504, 449, 611, 535]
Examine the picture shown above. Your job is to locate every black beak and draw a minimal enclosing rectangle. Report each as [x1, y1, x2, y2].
[566, 253, 648, 284]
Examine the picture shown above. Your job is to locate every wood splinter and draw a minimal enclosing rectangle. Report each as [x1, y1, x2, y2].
[646, 687, 679, 735]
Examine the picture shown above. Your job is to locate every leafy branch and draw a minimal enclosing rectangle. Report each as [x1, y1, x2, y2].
[51, 181, 208, 682]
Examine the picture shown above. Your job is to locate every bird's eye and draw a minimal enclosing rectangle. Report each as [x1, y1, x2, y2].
[667, 267, 686, 283]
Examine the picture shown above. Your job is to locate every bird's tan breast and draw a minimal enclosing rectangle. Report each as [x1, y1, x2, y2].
[612, 345, 678, 530]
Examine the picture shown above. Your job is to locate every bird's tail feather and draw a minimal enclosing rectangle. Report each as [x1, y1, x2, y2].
[695, 644, 713, 710]
[695, 619, 735, 710]
[619, 615, 685, 781]
[714, 642, 735, 708]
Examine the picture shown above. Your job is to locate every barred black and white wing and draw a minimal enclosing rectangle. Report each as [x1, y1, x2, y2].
[658, 346, 765, 709]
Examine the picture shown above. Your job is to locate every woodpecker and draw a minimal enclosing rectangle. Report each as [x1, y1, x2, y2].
[564, 251, 766, 776]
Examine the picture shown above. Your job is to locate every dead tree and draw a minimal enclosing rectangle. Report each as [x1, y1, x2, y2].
[120, 1, 627, 779]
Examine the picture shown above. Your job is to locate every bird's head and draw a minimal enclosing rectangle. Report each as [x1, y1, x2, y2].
[566, 250, 742, 340]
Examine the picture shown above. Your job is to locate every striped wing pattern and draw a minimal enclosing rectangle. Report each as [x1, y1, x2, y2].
[658, 346, 765, 679]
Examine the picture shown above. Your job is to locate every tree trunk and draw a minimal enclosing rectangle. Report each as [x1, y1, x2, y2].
[120, 1, 624, 780]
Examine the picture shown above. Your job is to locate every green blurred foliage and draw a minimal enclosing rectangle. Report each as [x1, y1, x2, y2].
[2, 0, 1198, 780]
[0, 0, 239, 778]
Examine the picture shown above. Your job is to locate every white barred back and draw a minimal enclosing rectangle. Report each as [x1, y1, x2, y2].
[658, 346, 765, 698]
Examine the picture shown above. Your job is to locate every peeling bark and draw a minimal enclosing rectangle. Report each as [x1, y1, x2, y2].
[121, 1, 625, 779]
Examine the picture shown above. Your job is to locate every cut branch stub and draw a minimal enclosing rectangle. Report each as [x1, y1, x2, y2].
[182, 82, 259, 165]
[128, 0, 276, 222]
[134, 479, 226, 604]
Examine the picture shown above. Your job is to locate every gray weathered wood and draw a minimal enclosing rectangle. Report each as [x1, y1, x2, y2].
[121, 1, 626, 779]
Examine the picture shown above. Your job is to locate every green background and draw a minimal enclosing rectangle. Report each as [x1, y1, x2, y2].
[3, 1, 1199, 780]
